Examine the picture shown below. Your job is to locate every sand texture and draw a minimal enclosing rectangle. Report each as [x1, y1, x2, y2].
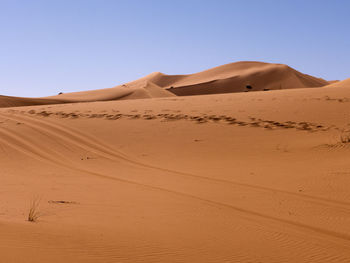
[1, 62, 350, 262]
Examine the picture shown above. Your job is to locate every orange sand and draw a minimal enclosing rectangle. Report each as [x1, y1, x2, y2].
[0, 61, 328, 108]
[1, 62, 350, 262]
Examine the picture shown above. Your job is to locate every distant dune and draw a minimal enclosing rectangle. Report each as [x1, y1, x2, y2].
[323, 78, 350, 88]
[45, 80, 175, 102]
[0, 61, 331, 108]
[149, 61, 330, 95]
[0, 80, 174, 108]
[0, 95, 67, 108]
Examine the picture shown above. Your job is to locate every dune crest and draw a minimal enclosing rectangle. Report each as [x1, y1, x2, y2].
[145, 61, 330, 96]
[45, 79, 175, 101]
[0, 81, 174, 108]
[0, 61, 331, 108]
[323, 78, 350, 88]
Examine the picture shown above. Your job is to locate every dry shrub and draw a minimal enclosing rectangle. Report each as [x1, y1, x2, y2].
[340, 132, 350, 144]
[28, 198, 41, 222]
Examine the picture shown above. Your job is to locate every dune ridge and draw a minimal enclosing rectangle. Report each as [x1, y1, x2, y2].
[147, 61, 329, 95]
[0, 80, 174, 108]
[323, 78, 350, 89]
[0, 61, 331, 108]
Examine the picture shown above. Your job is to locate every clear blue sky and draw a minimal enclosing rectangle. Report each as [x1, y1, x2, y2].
[1, 0, 349, 97]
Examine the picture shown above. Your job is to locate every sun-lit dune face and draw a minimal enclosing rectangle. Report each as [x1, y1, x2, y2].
[0, 61, 330, 108]
[1, 62, 350, 263]
[0, 80, 174, 108]
[44, 80, 175, 101]
[1, 63, 350, 263]
[2, 82, 350, 262]
[323, 78, 350, 89]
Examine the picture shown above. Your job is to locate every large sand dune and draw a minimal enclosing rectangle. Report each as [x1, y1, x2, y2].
[0, 80, 174, 108]
[149, 61, 329, 95]
[1, 78, 350, 262]
[0, 61, 329, 108]
[45, 80, 175, 101]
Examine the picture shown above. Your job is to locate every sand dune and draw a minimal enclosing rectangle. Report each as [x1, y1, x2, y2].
[0, 61, 330, 108]
[324, 78, 350, 88]
[1, 79, 350, 262]
[1, 61, 350, 262]
[0, 95, 68, 108]
[0, 80, 174, 108]
[45, 80, 175, 101]
[146, 61, 330, 95]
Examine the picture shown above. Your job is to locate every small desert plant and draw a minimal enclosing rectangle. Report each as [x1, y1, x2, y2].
[340, 132, 350, 144]
[28, 198, 41, 222]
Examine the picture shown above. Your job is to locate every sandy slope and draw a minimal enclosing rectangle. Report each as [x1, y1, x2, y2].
[1, 82, 350, 262]
[149, 61, 329, 95]
[323, 78, 350, 89]
[0, 61, 329, 108]
[0, 95, 68, 108]
[45, 80, 175, 101]
[0, 80, 174, 108]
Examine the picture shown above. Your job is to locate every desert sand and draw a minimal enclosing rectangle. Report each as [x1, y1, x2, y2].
[1, 62, 350, 262]
[0, 62, 330, 108]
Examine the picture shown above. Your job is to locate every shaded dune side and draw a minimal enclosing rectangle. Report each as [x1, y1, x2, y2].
[145, 61, 329, 96]
[0, 95, 68, 108]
